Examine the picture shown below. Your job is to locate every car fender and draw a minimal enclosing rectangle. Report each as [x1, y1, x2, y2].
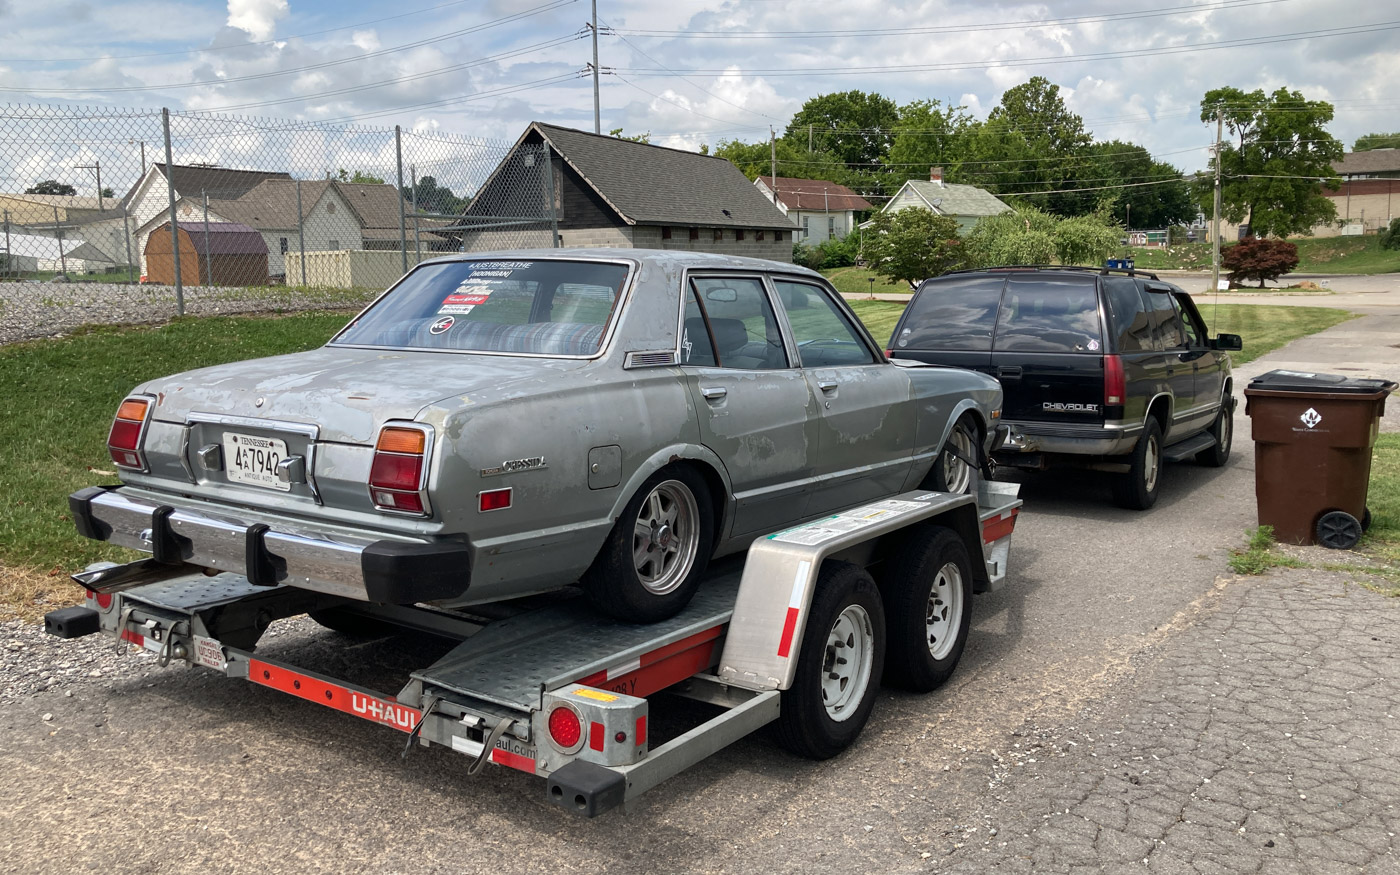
[608, 442, 736, 538]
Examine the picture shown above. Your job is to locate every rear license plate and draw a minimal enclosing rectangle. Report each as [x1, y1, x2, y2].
[222, 432, 290, 491]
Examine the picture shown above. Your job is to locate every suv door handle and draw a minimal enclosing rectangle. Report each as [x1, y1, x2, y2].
[997, 366, 1022, 379]
[817, 380, 839, 393]
[700, 386, 727, 400]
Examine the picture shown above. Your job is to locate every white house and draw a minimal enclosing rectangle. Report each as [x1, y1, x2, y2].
[752, 176, 872, 245]
[873, 167, 1012, 234]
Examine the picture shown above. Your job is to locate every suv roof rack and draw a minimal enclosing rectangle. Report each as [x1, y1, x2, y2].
[934, 264, 1160, 281]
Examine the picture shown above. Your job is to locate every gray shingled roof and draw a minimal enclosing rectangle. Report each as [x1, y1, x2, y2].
[898, 180, 1011, 218]
[532, 122, 793, 229]
[1333, 149, 1400, 176]
[153, 164, 292, 200]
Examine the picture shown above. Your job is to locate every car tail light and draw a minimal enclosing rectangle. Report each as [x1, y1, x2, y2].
[547, 704, 583, 751]
[1104, 355, 1126, 407]
[479, 487, 512, 512]
[107, 396, 152, 470]
[369, 424, 432, 516]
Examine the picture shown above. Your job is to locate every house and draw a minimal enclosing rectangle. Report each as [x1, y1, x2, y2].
[143, 221, 268, 286]
[1316, 149, 1400, 237]
[461, 122, 795, 260]
[0, 193, 119, 226]
[873, 167, 1012, 234]
[752, 176, 872, 245]
[1, 230, 119, 274]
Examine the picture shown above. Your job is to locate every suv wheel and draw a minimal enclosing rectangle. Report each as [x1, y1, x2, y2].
[1196, 396, 1234, 468]
[1113, 418, 1162, 510]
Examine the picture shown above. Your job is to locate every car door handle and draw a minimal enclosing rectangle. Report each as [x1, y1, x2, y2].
[817, 380, 839, 393]
[997, 366, 1022, 379]
[700, 386, 727, 400]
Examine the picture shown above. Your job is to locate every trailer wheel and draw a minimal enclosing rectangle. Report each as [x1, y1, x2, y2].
[583, 465, 715, 624]
[881, 525, 974, 693]
[775, 561, 886, 760]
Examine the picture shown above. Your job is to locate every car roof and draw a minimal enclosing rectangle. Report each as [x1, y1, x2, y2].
[929, 265, 1160, 282]
[416, 248, 829, 280]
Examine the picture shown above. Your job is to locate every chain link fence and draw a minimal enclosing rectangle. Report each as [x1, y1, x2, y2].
[0, 104, 554, 344]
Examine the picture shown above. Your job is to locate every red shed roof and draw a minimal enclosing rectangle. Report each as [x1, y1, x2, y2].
[758, 176, 873, 212]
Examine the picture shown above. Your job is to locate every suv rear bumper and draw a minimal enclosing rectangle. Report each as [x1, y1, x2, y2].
[69, 486, 471, 604]
[996, 420, 1142, 458]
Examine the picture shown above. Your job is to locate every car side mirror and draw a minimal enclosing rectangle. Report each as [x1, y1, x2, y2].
[1212, 333, 1243, 351]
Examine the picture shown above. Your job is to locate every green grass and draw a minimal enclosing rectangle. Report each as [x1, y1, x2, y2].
[1123, 236, 1400, 275]
[1229, 526, 1305, 575]
[823, 266, 910, 296]
[848, 300, 907, 345]
[1199, 304, 1355, 365]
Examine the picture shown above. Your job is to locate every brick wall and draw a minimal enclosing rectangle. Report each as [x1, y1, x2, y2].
[630, 225, 792, 262]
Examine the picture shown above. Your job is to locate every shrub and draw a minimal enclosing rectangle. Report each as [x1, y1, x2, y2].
[814, 234, 860, 269]
[791, 241, 823, 271]
[1381, 218, 1400, 251]
[1053, 214, 1122, 267]
[862, 208, 966, 286]
[1222, 237, 1300, 287]
[964, 205, 1059, 268]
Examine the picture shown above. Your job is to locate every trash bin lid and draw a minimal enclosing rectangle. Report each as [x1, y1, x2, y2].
[1247, 369, 1398, 395]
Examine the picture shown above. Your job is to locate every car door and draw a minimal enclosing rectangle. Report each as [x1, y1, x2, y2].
[1140, 281, 1197, 440]
[771, 277, 915, 515]
[680, 274, 821, 537]
[1172, 289, 1226, 432]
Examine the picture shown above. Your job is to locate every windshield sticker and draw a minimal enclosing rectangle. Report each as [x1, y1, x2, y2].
[463, 260, 532, 279]
[681, 328, 693, 362]
[429, 315, 455, 335]
[438, 289, 492, 315]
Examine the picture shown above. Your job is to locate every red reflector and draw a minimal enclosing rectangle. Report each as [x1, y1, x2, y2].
[884, 349, 894, 357]
[108, 418, 142, 451]
[1104, 354, 1125, 406]
[369, 453, 422, 492]
[548, 706, 582, 749]
[479, 488, 512, 512]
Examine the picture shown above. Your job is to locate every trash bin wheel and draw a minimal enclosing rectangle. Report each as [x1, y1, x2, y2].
[1316, 511, 1363, 550]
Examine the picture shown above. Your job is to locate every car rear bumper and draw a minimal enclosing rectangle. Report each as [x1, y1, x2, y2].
[994, 420, 1142, 458]
[69, 486, 471, 604]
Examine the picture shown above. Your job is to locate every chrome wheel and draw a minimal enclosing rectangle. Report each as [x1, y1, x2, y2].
[939, 425, 976, 494]
[821, 604, 876, 722]
[925, 560, 965, 661]
[1143, 433, 1160, 493]
[631, 479, 700, 595]
[1219, 406, 1232, 453]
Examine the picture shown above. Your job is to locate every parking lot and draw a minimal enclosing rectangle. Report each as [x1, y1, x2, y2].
[2, 279, 1399, 873]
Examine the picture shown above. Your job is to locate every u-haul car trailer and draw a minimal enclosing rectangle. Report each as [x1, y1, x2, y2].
[44, 482, 1021, 817]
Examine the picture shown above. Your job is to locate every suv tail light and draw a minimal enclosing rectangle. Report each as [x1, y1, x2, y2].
[1104, 355, 1126, 408]
[107, 396, 153, 470]
[369, 424, 432, 516]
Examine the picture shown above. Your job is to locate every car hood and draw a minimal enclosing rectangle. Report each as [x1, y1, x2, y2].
[139, 346, 589, 444]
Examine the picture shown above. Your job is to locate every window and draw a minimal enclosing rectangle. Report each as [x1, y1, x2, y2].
[689, 228, 699, 241]
[756, 230, 765, 241]
[662, 226, 672, 240]
[713, 228, 723, 242]
[802, 216, 810, 238]
[776, 230, 785, 242]
[1101, 277, 1153, 352]
[279, 237, 288, 254]
[773, 280, 876, 367]
[897, 276, 1005, 352]
[684, 276, 787, 370]
[736, 229, 745, 241]
[1173, 293, 1207, 347]
[828, 216, 836, 238]
[327, 239, 340, 251]
[993, 277, 1104, 353]
[1142, 284, 1185, 349]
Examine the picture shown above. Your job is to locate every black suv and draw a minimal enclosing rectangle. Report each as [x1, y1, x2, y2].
[887, 266, 1242, 509]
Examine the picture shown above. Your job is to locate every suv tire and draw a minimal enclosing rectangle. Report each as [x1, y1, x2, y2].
[1195, 395, 1234, 468]
[1113, 418, 1163, 510]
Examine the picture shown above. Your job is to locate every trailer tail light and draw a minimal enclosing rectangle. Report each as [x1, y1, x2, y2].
[369, 424, 432, 516]
[107, 396, 153, 470]
[547, 704, 584, 752]
[1104, 355, 1126, 407]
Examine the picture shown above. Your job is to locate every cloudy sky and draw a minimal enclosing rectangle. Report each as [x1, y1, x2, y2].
[0, 0, 1396, 196]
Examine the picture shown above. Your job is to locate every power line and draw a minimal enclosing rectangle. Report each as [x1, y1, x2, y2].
[0, 0, 576, 95]
[313, 71, 585, 124]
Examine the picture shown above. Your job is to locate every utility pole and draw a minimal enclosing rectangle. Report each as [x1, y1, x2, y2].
[808, 124, 813, 152]
[1211, 104, 1224, 294]
[76, 160, 103, 212]
[770, 127, 777, 203]
[590, 0, 601, 134]
[202, 190, 212, 287]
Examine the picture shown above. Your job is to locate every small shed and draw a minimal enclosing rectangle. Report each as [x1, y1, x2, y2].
[143, 221, 269, 287]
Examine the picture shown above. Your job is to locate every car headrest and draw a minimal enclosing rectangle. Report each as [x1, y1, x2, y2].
[708, 318, 749, 357]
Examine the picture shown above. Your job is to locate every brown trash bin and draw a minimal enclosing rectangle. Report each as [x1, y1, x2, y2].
[1244, 369, 1396, 549]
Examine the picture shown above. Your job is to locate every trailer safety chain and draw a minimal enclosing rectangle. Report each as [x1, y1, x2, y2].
[467, 717, 516, 777]
[115, 605, 137, 655]
[402, 694, 443, 760]
[155, 621, 186, 669]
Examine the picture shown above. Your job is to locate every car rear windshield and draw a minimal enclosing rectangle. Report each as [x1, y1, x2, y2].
[897, 276, 1006, 351]
[994, 276, 1104, 353]
[331, 259, 628, 356]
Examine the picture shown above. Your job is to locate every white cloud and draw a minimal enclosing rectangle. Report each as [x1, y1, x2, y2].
[226, 0, 288, 41]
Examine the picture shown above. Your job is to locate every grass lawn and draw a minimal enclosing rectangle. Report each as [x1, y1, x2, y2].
[1123, 236, 1400, 275]
[823, 265, 910, 296]
[0, 301, 1361, 619]
[1356, 434, 1400, 591]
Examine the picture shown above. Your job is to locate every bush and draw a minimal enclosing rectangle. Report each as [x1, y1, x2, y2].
[862, 208, 965, 286]
[814, 234, 860, 269]
[1381, 218, 1400, 251]
[1053, 214, 1122, 267]
[791, 241, 823, 271]
[964, 206, 1058, 268]
[1222, 237, 1300, 287]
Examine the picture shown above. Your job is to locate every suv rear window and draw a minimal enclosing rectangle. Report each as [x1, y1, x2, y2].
[899, 276, 1005, 351]
[994, 277, 1103, 353]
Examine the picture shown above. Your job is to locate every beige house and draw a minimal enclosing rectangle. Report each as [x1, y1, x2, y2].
[753, 176, 872, 245]
[869, 167, 1012, 234]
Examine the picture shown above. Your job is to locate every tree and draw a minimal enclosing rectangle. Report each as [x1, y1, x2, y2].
[713, 137, 845, 186]
[963, 205, 1058, 267]
[1354, 132, 1400, 152]
[1198, 87, 1343, 238]
[862, 208, 965, 285]
[100, 187, 115, 198]
[1223, 237, 1299, 287]
[609, 128, 651, 143]
[1053, 213, 1123, 266]
[783, 90, 901, 168]
[337, 169, 385, 184]
[885, 99, 975, 196]
[1083, 141, 1196, 229]
[1378, 218, 1400, 251]
[25, 179, 76, 195]
[402, 175, 468, 215]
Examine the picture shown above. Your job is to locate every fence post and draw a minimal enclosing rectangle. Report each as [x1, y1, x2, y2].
[395, 125, 408, 274]
[542, 144, 559, 247]
[202, 190, 212, 287]
[122, 203, 134, 284]
[411, 164, 421, 265]
[296, 179, 306, 288]
[162, 108, 184, 316]
[3, 210, 9, 279]
[53, 205, 67, 276]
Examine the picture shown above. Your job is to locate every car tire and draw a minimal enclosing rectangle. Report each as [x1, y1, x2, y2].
[1112, 418, 1163, 510]
[924, 416, 980, 495]
[774, 560, 886, 760]
[582, 466, 715, 624]
[1196, 395, 1234, 468]
[881, 525, 973, 693]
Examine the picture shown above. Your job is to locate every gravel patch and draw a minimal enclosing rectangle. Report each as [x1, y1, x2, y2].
[0, 281, 376, 344]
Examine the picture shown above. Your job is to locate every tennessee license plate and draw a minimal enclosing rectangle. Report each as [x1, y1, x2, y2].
[222, 432, 290, 491]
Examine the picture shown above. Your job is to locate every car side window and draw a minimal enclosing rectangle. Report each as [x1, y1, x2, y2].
[1171, 292, 1205, 348]
[687, 277, 788, 370]
[772, 279, 877, 367]
[1143, 284, 1186, 349]
[1101, 277, 1155, 352]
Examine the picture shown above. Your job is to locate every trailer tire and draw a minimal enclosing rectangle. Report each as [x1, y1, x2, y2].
[775, 560, 886, 760]
[881, 525, 974, 693]
[583, 465, 715, 624]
